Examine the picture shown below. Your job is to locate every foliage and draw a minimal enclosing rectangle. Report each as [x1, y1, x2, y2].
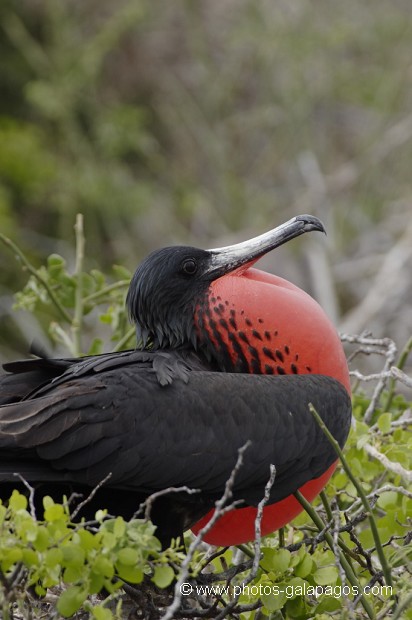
[1, 215, 134, 358]
[0, 224, 411, 619]
[1, 0, 412, 357]
[0, 491, 180, 620]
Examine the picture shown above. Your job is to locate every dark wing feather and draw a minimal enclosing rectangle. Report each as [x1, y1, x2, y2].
[0, 350, 351, 508]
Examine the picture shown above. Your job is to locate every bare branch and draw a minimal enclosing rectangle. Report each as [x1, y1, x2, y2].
[135, 486, 201, 521]
[70, 472, 113, 520]
[340, 333, 397, 422]
[390, 366, 412, 389]
[13, 473, 36, 519]
[363, 444, 412, 484]
[214, 464, 277, 620]
[162, 442, 251, 620]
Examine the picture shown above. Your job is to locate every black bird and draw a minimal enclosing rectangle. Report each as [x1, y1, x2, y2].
[0, 215, 351, 547]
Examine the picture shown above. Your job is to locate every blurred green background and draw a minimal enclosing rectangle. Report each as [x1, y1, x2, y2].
[1, 0, 412, 362]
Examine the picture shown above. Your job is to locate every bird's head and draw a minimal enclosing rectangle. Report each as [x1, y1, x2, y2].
[126, 214, 326, 363]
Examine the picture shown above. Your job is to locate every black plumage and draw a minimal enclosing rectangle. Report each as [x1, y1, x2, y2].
[0, 349, 351, 545]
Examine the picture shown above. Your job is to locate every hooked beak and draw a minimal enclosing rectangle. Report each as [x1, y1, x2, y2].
[204, 214, 325, 279]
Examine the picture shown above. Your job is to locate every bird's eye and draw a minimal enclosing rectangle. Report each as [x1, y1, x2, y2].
[181, 258, 198, 275]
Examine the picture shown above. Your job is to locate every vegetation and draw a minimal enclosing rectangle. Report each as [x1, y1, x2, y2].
[0, 1, 411, 618]
[0, 225, 411, 619]
[1, 0, 412, 359]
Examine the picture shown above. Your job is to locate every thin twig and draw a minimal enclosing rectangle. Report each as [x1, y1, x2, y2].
[135, 486, 201, 521]
[346, 484, 412, 517]
[384, 336, 412, 410]
[363, 443, 412, 484]
[308, 403, 393, 590]
[340, 333, 397, 423]
[72, 214, 85, 357]
[82, 280, 130, 304]
[332, 501, 356, 618]
[390, 366, 412, 389]
[70, 473, 113, 520]
[214, 464, 277, 620]
[13, 473, 36, 519]
[162, 442, 251, 620]
[294, 490, 375, 620]
[0, 232, 72, 323]
[112, 325, 136, 352]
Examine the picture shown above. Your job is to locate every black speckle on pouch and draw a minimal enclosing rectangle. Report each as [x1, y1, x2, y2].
[238, 331, 249, 344]
[263, 347, 275, 361]
[275, 349, 284, 363]
[252, 330, 263, 341]
[219, 318, 229, 330]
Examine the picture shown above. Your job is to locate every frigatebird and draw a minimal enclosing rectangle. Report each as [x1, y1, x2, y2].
[0, 215, 351, 547]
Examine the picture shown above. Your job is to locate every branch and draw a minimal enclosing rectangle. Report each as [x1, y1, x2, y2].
[294, 490, 375, 620]
[308, 403, 393, 590]
[13, 473, 36, 519]
[70, 472, 113, 520]
[363, 443, 412, 484]
[135, 486, 201, 522]
[390, 366, 412, 389]
[0, 232, 72, 324]
[214, 464, 277, 620]
[384, 336, 412, 409]
[340, 333, 397, 423]
[72, 214, 85, 357]
[162, 442, 251, 620]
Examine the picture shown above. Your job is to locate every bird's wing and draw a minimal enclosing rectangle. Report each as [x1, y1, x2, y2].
[0, 351, 351, 507]
[0, 348, 198, 405]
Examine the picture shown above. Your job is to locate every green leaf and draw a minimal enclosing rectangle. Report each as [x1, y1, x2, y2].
[294, 553, 313, 578]
[34, 526, 50, 551]
[45, 547, 63, 567]
[153, 564, 174, 588]
[377, 491, 399, 510]
[260, 588, 287, 612]
[378, 412, 392, 433]
[112, 264, 132, 280]
[261, 548, 291, 573]
[115, 562, 144, 584]
[76, 528, 99, 551]
[22, 549, 39, 567]
[113, 516, 126, 538]
[9, 490, 28, 511]
[3, 548, 23, 568]
[92, 556, 115, 580]
[315, 596, 342, 614]
[44, 502, 65, 522]
[88, 337, 104, 355]
[57, 585, 87, 617]
[92, 605, 113, 620]
[313, 566, 339, 586]
[117, 548, 139, 566]
[62, 544, 86, 567]
[285, 595, 307, 618]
